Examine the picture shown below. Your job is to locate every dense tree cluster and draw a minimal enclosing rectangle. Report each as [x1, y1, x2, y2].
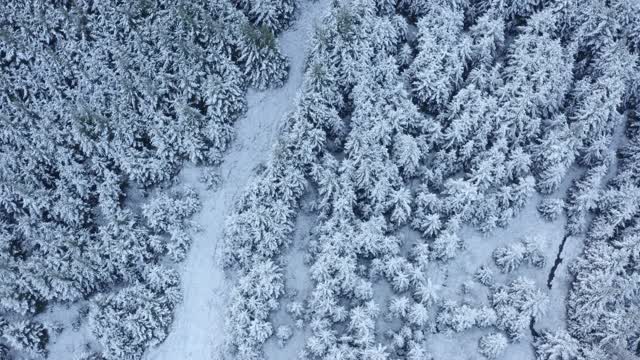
[89, 266, 182, 360]
[3, 0, 639, 357]
[233, 0, 296, 33]
[223, 0, 639, 359]
[493, 236, 546, 273]
[491, 277, 548, 341]
[1, 320, 48, 358]
[558, 125, 640, 357]
[436, 301, 496, 333]
[0, 0, 295, 357]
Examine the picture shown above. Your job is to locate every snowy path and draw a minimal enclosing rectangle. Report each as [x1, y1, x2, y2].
[144, 2, 326, 359]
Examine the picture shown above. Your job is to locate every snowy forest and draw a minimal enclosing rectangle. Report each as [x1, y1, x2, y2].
[0, 0, 639, 359]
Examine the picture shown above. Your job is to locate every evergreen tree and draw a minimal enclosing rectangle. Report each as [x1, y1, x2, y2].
[234, 0, 296, 33]
[478, 332, 508, 359]
[565, 164, 609, 235]
[0, 344, 8, 359]
[532, 116, 576, 194]
[410, 3, 470, 111]
[493, 242, 526, 273]
[569, 41, 637, 166]
[142, 189, 200, 262]
[490, 0, 548, 20]
[475, 265, 495, 287]
[226, 260, 285, 359]
[498, 22, 573, 145]
[237, 24, 289, 90]
[2, 320, 48, 358]
[469, 12, 505, 67]
[537, 198, 564, 222]
[89, 267, 181, 360]
[568, 219, 640, 354]
[533, 330, 581, 360]
[492, 277, 548, 340]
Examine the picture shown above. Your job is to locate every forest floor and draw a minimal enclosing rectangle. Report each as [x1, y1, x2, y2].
[144, 1, 328, 359]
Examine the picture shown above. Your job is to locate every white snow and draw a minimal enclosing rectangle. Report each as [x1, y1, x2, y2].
[39, 303, 98, 359]
[425, 169, 586, 360]
[144, 2, 328, 359]
[263, 211, 316, 359]
[426, 192, 565, 360]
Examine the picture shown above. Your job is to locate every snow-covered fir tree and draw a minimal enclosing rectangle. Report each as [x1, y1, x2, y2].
[2, 320, 48, 358]
[478, 332, 508, 359]
[89, 267, 181, 360]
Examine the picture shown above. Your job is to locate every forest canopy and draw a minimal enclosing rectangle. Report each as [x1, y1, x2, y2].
[1, 0, 640, 359]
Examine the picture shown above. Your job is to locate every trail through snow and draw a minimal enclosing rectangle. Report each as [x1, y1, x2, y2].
[144, 2, 326, 359]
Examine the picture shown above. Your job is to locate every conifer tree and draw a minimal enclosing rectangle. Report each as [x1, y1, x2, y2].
[410, 3, 470, 111]
[2, 320, 48, 358]
[478, 332, 508, 359]
[234, 0, 296, 33]
[533, 330, 582, 360]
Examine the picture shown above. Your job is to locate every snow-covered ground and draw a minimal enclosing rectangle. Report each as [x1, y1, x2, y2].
[426, 192, 567, 360]
[424, 169, 586, 360]
[144, 2, 328, 359]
